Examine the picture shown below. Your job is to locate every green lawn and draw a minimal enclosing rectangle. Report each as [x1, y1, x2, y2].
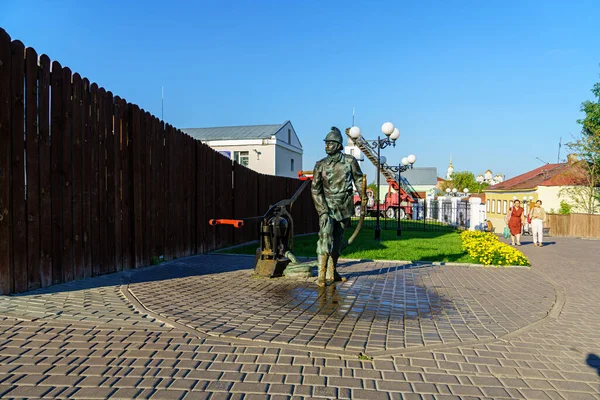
[218, 229, 476, 263]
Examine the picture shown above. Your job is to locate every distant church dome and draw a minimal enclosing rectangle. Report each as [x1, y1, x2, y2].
[446, 155, 454, 180]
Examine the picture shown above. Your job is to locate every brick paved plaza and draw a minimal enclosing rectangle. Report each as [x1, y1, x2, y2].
[0, 236, 598, 399]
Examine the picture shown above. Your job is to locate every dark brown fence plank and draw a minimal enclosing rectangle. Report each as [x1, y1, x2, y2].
[195, 141, 205, 254]
[175, 130, 183, 257]
[187, 135, 195, 255]
[113, 98, 123, 272]
[25, 46, 40, 290]
[191, 137, 197, 254]
[145, 113, 154, 261]
[150, 116, 162, 262]
[131, 105, 143, 267]
[38, 54, 52, 288]
[60, 67, 73, 283]
[171, 129, 177, 256]
[97, 88, 108, 276]
[185, 135, 191, 252]
[172, 129, 179, 257]
[72, 73, 83, 281]
[154, 119, 165, 259]
[164, 124, 172, 258]
[179, 133, 185, 256]
[182, 134, 189, 255]
[81, 78, 92, 279]
[11, 40, 27, 293]
[121, 100, 132, 270]
[104, 92, 116, 274]
[210, 147, 218, 252]
[89, 84, 100, 276]
[141, 108, 148, 265]
[0, 30, 12, 295]
[50, 61, 63, 284]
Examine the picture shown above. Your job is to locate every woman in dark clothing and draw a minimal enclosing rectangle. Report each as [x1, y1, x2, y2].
[506, 199, 525, 246]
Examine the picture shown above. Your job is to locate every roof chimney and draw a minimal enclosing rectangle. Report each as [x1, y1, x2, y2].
[567, 153, 578, 165]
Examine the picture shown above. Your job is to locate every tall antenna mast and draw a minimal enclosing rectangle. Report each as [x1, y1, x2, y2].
[352, 106, 355, 126]
[557, 137, 562, 163]
[161, 86, 164, 121]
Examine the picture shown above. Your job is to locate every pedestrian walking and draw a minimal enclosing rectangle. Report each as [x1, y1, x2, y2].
[530, 200, 547, 247]
[505, 199, 525, 246]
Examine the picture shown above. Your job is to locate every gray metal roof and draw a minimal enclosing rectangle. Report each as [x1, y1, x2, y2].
[402, 167, 438, 185]
[379, 167, 438, 186]
[182, 121, 288, 141]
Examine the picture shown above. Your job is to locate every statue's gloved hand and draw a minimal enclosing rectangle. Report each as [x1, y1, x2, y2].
[319, 213, 330, 228]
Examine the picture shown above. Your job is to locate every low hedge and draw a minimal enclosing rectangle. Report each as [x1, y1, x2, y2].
[461, 231, 530, 266]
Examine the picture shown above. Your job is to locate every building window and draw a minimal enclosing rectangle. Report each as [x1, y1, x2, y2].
[503, 200, 507, 214]
[288, 129, 291, 144]
[491, 200, 495, 213]
[509, 200, 513, 210]
[497, 200, 501, 214]
[291, 159, 295, 172]
[486, 200, 490, 212]
[234, 151, 249, 167]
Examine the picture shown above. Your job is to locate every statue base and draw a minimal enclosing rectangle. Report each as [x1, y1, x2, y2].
[254, 258, 290, 278]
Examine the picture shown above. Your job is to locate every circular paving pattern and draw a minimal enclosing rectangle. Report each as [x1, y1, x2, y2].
[128, 255, 556, 354]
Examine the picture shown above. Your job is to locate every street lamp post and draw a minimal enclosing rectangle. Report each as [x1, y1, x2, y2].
[348, 123, 399, 240]
[384, 154, 417, 236]
[522, 195, 534, 214]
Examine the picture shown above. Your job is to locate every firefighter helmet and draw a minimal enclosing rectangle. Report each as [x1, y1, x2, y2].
[324, 126, 343, 144]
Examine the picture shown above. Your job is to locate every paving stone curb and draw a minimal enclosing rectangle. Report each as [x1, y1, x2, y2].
[121, 255, 563, 361]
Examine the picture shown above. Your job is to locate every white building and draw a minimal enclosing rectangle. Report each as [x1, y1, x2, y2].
[182, 121, 302, 178]
[344, 138, 364, 166]
[476, 169, 504, 185]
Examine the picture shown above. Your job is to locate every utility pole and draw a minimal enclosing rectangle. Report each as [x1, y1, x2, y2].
[557, 137, 562, 163]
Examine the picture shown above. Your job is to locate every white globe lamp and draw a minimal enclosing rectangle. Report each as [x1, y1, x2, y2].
[349, 126, 361, 139]
[381, 122, 394, 136]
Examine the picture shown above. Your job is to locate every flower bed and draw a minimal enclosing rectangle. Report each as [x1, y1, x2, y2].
[461, 231, 530, 266]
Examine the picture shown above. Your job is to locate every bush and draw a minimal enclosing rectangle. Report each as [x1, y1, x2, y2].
[558, 201, 572, 215]
[461, 231, 530, 266]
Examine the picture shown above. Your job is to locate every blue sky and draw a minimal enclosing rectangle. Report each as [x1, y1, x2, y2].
[1, 0, 599, 182]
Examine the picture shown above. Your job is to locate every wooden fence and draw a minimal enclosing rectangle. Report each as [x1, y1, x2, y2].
[546, 213, 600, 238]
[0, 28, 318, 295]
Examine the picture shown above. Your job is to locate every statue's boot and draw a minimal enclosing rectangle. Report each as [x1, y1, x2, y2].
[326, 256, 347, 285]
[317, 254, 328, 287]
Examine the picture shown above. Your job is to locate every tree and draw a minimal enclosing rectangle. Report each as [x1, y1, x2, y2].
[577, 80, 600, 138]
[558, 200, 572, 215]
[441, 171, 490, 193]
[561, 77, 600, 214]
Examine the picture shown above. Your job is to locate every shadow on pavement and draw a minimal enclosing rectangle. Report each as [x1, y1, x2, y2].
[5, 254, 256, 297]
[586, 353, 600, 376]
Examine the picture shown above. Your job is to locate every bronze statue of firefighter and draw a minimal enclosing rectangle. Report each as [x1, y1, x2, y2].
[311, 127, 365, 286]
[209, 126, 366, 286]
